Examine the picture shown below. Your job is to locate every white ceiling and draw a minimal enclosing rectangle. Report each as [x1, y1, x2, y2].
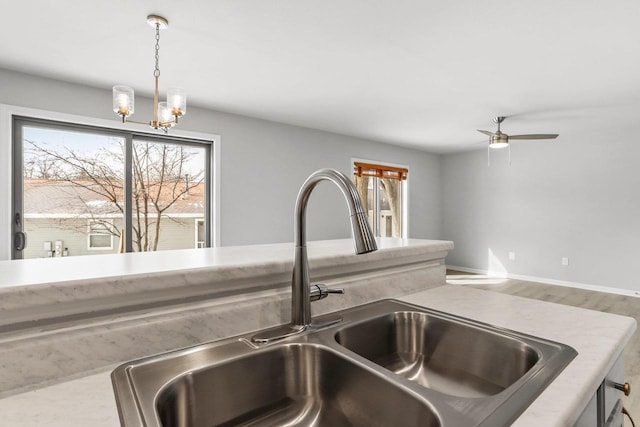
[1, 1, 639, 152]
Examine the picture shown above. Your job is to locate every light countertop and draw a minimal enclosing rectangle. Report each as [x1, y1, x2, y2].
[0, 238, 453, 314]
[0, 284, 634, 426]
[0, 238, 453, 290]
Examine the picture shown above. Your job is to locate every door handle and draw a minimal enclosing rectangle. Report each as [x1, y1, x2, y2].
[14, 231, 27, 251]
[14, 213, 27, 251]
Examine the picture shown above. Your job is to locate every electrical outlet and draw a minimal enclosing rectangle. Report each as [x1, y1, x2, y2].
[508, 251, 515, 261]
[562, 257, 569, 266]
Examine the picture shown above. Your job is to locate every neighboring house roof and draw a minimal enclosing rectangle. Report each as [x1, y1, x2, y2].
[24, 179, 205, 217]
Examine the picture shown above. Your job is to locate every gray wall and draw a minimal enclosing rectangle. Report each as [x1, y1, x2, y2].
[1, 69, 637, 294]
[441, 127, 640, 292]
[0, 68, 442, 249]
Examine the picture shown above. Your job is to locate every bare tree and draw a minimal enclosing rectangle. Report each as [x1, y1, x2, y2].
[130, 141, 203, 251]
[354, 175, 370, 215]
[24, 155, 61, 179]
[380, 178, 401, 237]
[25, 139, 203, 252]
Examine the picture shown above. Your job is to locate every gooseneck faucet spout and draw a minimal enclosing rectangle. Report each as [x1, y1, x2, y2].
[291, 169, 377, 328]
[252, 168, 377, 343]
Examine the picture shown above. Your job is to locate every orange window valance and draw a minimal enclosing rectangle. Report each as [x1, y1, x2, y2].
[353, 162, 408, 181]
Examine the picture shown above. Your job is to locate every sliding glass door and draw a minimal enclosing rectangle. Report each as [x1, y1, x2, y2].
[12, 117, 211, 259]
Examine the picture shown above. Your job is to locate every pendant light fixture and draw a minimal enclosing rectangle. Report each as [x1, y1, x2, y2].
[112, 15, 186, 133]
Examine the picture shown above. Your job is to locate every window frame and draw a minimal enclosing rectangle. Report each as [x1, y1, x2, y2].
[3, 104, 220, 260]
[351, 157, 409, 238]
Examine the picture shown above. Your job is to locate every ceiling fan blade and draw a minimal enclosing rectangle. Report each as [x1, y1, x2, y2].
[477, 129, 493, 136]
[509, 134, 559, 140]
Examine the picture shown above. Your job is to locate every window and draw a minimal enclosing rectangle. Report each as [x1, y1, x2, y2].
[88, 220, 114, 250]
[12, 117, 212, 259]
[353, 161, 408, 238]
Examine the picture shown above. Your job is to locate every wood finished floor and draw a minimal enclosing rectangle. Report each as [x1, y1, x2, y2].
[446, 270, 639, 425]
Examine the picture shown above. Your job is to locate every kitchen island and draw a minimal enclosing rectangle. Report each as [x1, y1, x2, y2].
[0, 239, 634, 426]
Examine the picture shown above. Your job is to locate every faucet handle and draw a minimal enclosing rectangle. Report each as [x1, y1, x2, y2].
[310, 284, 345, 302]
[323, 286, 345, 296]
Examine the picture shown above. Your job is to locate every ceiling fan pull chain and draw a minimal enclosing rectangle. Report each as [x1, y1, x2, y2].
[508, 143, 511, 166]
[487, 145, 491, 167]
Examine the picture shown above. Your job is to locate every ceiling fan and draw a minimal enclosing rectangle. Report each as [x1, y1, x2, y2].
[478, 116, 559, 149]
[478, 116, 559, 165]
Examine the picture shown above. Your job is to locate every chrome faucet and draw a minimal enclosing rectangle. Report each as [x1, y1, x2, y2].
[252, 168, 377, 343]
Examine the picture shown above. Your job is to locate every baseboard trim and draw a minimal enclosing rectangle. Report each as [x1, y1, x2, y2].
[446, 265, 640, 298]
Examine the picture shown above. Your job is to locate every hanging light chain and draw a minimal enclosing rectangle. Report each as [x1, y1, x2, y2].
[154, 24, 161, 78]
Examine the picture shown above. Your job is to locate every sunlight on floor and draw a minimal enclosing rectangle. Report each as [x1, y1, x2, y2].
[445, 248, 510, 286]
[446, 274, 509, 286]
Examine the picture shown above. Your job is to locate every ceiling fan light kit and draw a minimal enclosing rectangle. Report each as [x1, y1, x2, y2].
[112, 15, 186, 133]
[487, 117, 509, 149]
[489, 139, 509, 149]
[477, 116, 559, 165]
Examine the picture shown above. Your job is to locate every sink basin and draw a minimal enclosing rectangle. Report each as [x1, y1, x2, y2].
[112, 300, 576, 427]
[335, 311, 539, 398]
[155, 344, 440, 427]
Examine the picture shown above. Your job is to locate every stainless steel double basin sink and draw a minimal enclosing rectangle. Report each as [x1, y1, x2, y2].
[112, 299, 577, 426]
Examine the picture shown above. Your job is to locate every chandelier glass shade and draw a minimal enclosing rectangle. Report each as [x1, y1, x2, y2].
[112, 15, 186, 132]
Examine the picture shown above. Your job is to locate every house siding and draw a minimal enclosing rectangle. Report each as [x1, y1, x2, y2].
[23, 216, 202, 258]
